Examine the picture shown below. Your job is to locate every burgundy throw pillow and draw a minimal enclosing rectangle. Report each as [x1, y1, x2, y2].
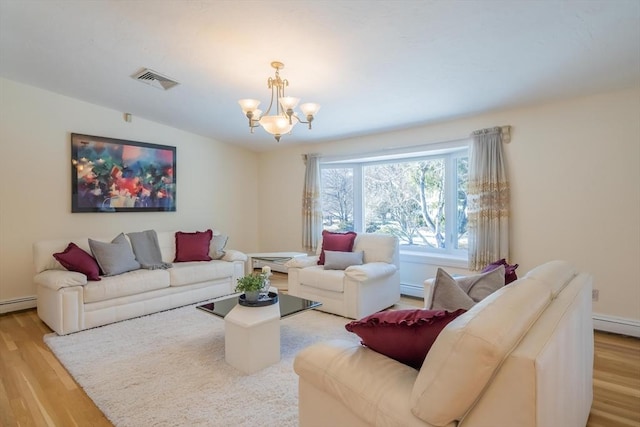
[345, 308, 467, 369]
[318, 230, 357, 265]
[481, 258, 519, 284]
[53, 242, 101, 281]
[174, 229, 213, 262]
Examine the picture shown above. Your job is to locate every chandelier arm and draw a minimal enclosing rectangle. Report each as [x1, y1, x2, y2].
[293, 115, 314, 129]
[260, 86, 277, 117]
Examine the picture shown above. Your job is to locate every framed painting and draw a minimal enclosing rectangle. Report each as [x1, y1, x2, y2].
[71, 133, 176, 212]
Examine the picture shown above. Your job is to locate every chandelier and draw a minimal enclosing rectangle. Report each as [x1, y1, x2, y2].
[238, 61, 320, 142]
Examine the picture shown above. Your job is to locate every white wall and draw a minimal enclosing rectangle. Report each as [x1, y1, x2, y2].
[258, 88, 640, 325]
[0, 78, 259, 310]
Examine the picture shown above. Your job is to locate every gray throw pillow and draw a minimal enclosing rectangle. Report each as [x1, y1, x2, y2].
[431, 268, 476, 311]
[323, 250, 364, 270]
[89, 233, 141, 276]
[464, 265, 506, 302]
[211, 234, 228, 260]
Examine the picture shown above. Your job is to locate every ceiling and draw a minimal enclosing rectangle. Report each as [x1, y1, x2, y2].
[1, 1, 639, 151]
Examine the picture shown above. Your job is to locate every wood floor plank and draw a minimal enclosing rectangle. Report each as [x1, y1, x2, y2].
[1, 277, 638, 426]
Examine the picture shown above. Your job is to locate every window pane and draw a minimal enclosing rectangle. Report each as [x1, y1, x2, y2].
[456, 157, 469, 249]
[363, 159, 446, 249]
[321, 167, 354, 232]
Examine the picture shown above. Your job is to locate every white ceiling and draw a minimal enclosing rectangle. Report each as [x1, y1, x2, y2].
[1, 1, 639, 151]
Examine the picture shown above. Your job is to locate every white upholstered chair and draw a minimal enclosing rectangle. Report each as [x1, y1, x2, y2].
[285, 233, 400, 319]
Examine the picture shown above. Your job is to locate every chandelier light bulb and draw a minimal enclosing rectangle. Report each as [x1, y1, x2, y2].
[238, 99, 260, 114]
[300, 103, 320, 117]
[279, 96, 300, 111]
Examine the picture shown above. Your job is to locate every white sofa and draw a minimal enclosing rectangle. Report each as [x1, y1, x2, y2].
[294, 260, 594, 427]
[34, 230, 247, 335]
[286, 233, 400, 319]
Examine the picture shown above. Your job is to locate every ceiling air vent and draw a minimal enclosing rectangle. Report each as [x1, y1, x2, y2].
[132, 68, 179, 91]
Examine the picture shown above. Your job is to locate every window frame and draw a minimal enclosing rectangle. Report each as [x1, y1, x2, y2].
[320, 140, 470, 260]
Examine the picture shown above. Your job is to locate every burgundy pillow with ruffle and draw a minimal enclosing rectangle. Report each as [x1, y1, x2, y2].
[345, 308, 467, 369]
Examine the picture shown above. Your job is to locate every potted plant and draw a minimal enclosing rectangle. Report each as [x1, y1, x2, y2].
[235, 272, 267, 302]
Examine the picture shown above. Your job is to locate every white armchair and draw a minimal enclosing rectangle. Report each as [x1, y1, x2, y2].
[285, 233, 400, 319]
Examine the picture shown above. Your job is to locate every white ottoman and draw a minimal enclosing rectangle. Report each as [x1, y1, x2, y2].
[224, 300, 281, 374]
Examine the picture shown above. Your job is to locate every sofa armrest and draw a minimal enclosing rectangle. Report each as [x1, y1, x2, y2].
[294, 339, 420, 426]
[34, 270, 87, 291]
[344, 262, 397, 282]
[424, 275, 465, 309]
[222, 249, 248, 262]
[285, 255, 319, 269]
[424, 278, 436, 309]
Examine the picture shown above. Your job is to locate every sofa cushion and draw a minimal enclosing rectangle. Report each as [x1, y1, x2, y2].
[324, 250, 363, 270]
[430, 268, 476, 311]
[156, 231, 177, 263]
[174, 229, 213, 262]
[53, 242, 101, 281]
[169, 260, 235, 287]
[353, 233, 397, 264]
[482, 258, 519, 284]
[298, 266, 345, 292]
[345, 309, 467, 369]
[89, 233, 141, 276]
[294, 339, 421, 427]
[318, 230, 357, 265]
[83, 269, 170, 303]
[211, 234, 228, 260]
[410, 278, 552, 426]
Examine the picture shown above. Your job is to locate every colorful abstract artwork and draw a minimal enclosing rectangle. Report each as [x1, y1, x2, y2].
[71, 133, 176, 212]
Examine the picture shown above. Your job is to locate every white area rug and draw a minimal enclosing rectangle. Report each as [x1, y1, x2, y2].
[44, 302, 359, 427]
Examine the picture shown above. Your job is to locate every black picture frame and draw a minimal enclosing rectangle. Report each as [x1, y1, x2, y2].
[71, 133, 176, 213]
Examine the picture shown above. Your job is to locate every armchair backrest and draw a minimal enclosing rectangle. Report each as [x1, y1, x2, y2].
[315, 232, 399, 267]
[353, 233, 399, 267]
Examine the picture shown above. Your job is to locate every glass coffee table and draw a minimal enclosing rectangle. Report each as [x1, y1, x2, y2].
[197, 292, 321, 319]
[197, 292, 322, 374]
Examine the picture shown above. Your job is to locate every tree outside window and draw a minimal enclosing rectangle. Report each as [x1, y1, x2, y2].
[321, 149, 468, 255]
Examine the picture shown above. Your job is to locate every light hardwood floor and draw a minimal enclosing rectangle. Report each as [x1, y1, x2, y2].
[1, 277, 639, 426]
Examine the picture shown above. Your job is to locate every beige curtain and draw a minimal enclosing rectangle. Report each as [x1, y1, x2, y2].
[302, 154, 322, 252]
[467, 127, 510, 271]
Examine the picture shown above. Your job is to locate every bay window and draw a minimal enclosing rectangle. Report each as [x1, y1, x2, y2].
[320, 145, 469, 258]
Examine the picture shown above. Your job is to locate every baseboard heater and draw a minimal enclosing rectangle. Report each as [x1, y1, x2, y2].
[0, 296, 37, 314]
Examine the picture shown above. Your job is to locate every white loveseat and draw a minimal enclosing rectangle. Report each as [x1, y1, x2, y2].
[294, 260, 594, 427]
[286, 233, 400, 319]
[34, 230, 247, 335]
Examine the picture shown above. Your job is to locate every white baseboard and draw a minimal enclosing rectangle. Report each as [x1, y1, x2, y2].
[0, 295, 37, 314]
[401, 283, 423, 299]
[593, 313, 640, 338]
